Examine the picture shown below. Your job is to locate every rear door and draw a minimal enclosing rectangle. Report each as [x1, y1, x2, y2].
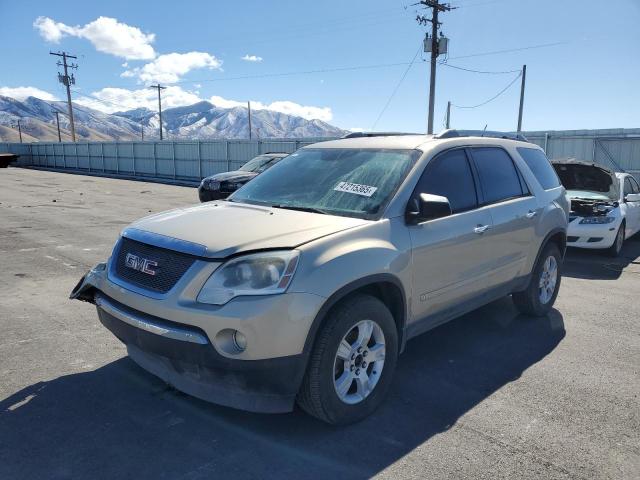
[408, 148, 494, 323]
[468, 147, 539, 288]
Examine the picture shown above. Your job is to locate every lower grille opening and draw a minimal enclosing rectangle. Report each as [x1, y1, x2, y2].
[567, 236, 579, 243]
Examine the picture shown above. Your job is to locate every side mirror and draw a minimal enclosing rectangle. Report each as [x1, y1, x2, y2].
[625, 193, 640, 203]
[406, 193, 452, 225]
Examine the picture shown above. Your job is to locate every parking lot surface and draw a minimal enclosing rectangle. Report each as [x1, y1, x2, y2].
[1, 168, 639, 479]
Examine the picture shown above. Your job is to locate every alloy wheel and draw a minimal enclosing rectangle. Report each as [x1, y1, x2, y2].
[538, 255, 558, 304]
[333, 320, 386, 405]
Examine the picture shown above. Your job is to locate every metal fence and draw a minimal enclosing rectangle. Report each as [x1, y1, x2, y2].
[0, 138, 336, 183]
[2, 129, 640, 182]
[525, 128, 640, 180]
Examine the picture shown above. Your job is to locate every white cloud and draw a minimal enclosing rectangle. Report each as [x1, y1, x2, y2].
[0, 86, 58, 101]
[74, 86, 202, 113]
[241, 54, 263, 62]
[74, 86, 333, 122]
[33, 16, 156, 60]
[122, 52, 222, 84]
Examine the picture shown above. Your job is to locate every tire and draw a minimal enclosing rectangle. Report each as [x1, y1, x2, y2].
[605, 223, 625, 257]
[297, 294, 398, 425]
[513, 242, 562, 317]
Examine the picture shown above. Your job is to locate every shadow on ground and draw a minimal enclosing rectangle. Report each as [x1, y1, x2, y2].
[563, 234, 640, 280]
[0, 298, 565, 479]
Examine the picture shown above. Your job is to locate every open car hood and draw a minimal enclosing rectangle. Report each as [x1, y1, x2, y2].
[551, 159, 618, 201]
[125, 201, 369, 259]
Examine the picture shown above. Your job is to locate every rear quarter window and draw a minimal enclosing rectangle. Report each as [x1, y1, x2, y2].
[517, 147, 561, 190]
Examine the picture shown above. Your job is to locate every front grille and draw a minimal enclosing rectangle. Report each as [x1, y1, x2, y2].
[567, 236, 579, 243]
[113, 237, 196, 293]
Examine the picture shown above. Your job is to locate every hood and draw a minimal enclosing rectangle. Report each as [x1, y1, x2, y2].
[206, 171, 258, 182]
[126, 201, 369, 258]
[551, 160, 618, 200]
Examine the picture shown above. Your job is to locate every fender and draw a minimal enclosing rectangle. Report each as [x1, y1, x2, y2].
[302, 273, 409, 356]
[535, 227, 567, 265]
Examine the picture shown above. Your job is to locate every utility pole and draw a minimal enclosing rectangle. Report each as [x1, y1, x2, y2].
[55, 112, 62, 142]
[140, 121, 144, 141]
[15, 120, 23, 143]
[247, 101, 252, 140]
[417, 1, 455, 134]
[445, 101, 451, 129]
[517, 64, 527, 132]
[149, 84, 166, 140]
[50, 51, 78, 142]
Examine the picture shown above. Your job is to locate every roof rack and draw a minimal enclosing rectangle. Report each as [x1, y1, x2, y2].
[341, 131, 423, 139]
[435, 129, 530, 142]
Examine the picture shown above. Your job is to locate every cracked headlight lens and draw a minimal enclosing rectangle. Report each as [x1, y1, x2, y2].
[197, 250, 299, 305]
[579, 216, 616, 224]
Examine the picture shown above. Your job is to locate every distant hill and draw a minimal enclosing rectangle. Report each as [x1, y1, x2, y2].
[0, 95, 346, 142]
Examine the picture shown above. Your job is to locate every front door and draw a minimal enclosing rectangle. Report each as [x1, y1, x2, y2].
[409, 148, 494, 324]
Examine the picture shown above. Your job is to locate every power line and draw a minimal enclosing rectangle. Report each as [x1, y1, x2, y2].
[447, 41, 568, 60]
[439, 62, 521, 75]
[371, 45, 422, 130]
[451, 71, 522, 109]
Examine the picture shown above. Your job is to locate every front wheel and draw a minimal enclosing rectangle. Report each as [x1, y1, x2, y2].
[513, 243, 562, 316]
[605, 223, 625, 257]
[297, 294, 398, 425]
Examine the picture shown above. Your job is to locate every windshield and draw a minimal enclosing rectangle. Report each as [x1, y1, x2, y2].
[229, 148, 420, 219]
[239, 155, 282, 173]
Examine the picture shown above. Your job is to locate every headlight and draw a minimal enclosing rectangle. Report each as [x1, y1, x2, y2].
[579, 216, 616, 224]
[197, 250, 300, 305]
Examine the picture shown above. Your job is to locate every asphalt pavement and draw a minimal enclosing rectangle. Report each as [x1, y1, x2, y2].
[1, 167, 638, 479]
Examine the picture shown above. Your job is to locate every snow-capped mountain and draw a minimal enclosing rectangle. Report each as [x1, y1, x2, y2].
[0, 95, 346, 142]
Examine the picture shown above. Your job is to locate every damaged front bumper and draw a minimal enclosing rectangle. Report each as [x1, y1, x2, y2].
[69, 264, 314, 413]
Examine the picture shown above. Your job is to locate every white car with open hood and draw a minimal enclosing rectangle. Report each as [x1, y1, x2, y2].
[552, 159, 640, 256]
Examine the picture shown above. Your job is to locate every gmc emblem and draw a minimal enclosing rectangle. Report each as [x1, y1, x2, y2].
[125, 253, 158, 276]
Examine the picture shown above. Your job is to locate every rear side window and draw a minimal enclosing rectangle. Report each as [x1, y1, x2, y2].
[517, 147, 561, 190]
[471, 147, 524, 204]
[415, 149, 477, 213]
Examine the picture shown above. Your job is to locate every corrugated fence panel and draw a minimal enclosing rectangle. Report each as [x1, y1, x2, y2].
[3, 131, 639, 183]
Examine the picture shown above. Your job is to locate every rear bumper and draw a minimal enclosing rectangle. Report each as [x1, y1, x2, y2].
[96, 293, 307, 413]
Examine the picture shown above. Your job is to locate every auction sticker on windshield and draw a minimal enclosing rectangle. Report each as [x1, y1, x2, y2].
[334, 182, 378, 197]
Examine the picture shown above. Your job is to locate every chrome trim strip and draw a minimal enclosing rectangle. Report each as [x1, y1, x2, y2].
[122, 228, 208, 257]
[95, 293, 208, 345]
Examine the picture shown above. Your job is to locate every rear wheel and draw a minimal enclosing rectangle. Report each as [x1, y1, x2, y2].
[297, 294, 398, 425]
[605, 223, 625, 257]
[513, 242, 562, 316]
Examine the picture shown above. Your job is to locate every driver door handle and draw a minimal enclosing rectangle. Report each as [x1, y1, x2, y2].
[474, 224, 491, 234]
[525, 210, 537, 219]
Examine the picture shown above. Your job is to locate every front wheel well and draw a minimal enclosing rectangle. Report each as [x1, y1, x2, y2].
[304, 278, 407, 356]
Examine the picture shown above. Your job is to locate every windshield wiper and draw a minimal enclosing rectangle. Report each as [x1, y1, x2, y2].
[271, 204, 327, 214]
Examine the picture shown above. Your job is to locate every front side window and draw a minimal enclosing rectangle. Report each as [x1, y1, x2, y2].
[415, 149, 477, 213]
[624, 177, 635, 196]
[472, 147, 524, 204]
[230, 148, 420, 219]
[517, 147, 561, 190]
[630, 176, 640, 193]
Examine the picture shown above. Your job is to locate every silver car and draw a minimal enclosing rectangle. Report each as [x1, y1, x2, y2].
[71, 131, 569, 425]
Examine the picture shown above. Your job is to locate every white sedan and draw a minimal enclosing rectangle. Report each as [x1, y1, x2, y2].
[552, 160, 640, 257]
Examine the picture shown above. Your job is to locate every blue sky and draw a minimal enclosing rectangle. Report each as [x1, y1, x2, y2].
[0, 0, 638, 132]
